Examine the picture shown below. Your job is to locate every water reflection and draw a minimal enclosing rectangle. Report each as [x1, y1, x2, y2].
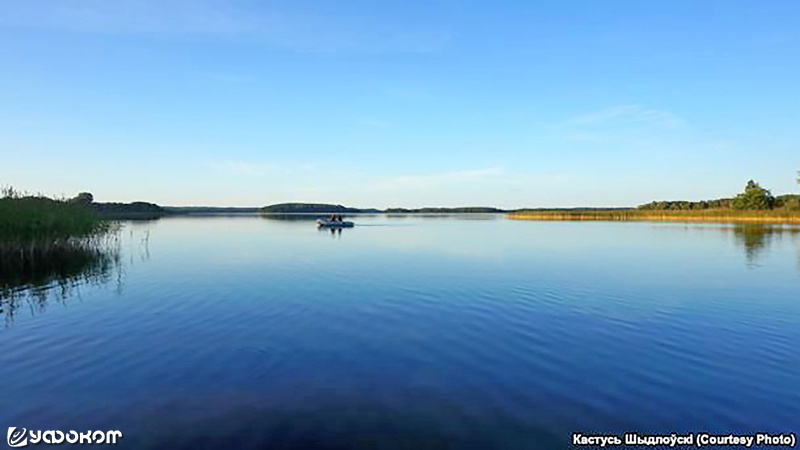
[0, 247, 121, 326]
[0, 227, 155, 326]
[729, 225, 800, 267]
[3, 221, 799, 327]
[321, 227, 343, 239]
[259, 213, 321, 222]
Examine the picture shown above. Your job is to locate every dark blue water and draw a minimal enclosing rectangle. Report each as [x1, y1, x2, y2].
[2, 215, 799, 449]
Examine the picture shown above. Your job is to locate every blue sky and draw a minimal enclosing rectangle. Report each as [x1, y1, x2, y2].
[1, 0, 798, 208]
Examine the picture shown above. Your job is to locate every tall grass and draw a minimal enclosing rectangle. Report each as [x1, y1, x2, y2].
[0, 188, 115, 294]
[507, 209, 800, 223]
[0, 190, 106, 242]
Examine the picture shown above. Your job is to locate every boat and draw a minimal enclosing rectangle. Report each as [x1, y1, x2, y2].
[316, 219, 354, 228]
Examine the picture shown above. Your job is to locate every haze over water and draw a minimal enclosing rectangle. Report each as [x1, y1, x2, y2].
[1, 215, 799, 449]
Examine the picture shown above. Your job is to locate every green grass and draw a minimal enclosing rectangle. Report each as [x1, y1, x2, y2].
[507, 209, 800, 223]
[0, 193, 115, 293]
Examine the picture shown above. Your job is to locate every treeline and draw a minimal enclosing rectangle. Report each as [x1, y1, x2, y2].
[638, 181, 800, 211]
[260, 203, 506, 214]
[508, 209, 800, 223]
[92, 201, 164, 219]
[639, 199, 735, 210]
[164, 206, 261, 214]
[383, 207, 506, 214]
[50, 191, 166, 219]
[261, 203, 369, 213]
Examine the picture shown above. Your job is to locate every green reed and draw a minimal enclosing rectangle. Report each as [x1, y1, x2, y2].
[0, 189, 114, 283]
[507, 209, 800, 223]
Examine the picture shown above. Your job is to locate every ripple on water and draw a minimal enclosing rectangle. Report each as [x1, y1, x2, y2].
[2, 217, 800, 447]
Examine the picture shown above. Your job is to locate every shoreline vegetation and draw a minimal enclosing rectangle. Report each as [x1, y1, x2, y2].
[259, 203, 505, 214]
[1, 179, 799, 243]
[509, 181, 800, 223]
[1, 180, 798, 295]
[506, 210, 800, 223]
[0, 188, 117, 293]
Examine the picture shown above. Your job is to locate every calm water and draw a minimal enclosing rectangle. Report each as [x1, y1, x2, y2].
[1, 215, 799, 449]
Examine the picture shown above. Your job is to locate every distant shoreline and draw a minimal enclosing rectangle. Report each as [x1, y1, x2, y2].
[81, 181, 799, 222]
[507, 210, 800, 223]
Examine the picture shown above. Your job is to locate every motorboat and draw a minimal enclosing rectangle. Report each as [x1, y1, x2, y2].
[316, 218, 354, 228]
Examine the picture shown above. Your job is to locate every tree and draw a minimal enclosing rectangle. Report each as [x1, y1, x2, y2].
[732, 180, 775, 210]
[71, 192, 94, 205]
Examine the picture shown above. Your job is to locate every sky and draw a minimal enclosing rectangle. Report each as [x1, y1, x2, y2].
[0, 0, 798, 208]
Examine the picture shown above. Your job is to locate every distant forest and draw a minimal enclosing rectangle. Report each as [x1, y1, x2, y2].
[17, 179, 797, 219]
[92, 201, 164, 219]
[260, 203, 505, 214]
[88, 201, 509, 217]
[91, 202, 508, 215]
[163, 206, 261, 214]
[260, 203, 371, 214]
[638, 180, 800, 211]
[383, 207, 505, 214]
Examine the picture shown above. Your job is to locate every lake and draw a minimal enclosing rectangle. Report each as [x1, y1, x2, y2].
[1, 215, 799, 449]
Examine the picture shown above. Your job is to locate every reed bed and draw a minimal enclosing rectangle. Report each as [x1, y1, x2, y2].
[507, 210, 800, 223]
[0, 193, 116, 293]
[0, 195, 106, 242]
